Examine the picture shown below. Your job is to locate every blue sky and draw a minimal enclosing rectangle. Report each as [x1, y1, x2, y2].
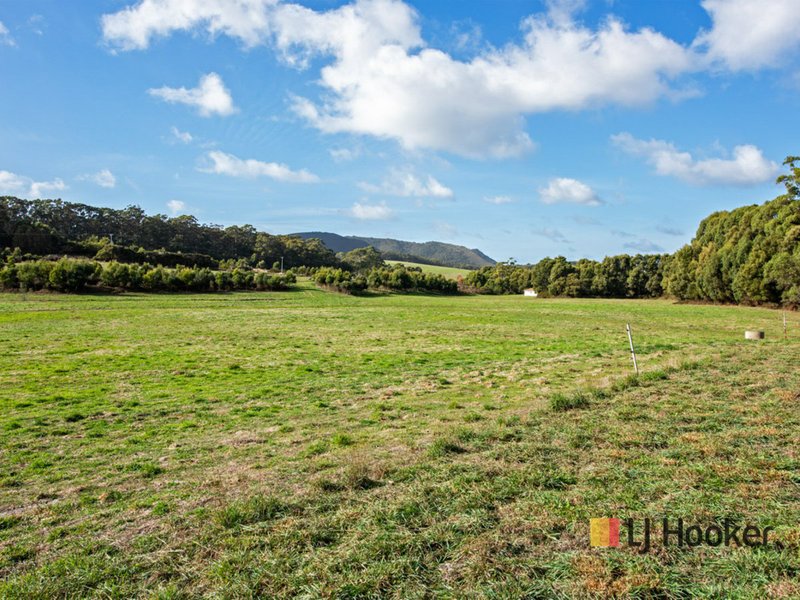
[1, 0, 799, 263]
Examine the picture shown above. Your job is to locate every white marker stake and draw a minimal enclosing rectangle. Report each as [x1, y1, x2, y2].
[626, 323, 639, 375]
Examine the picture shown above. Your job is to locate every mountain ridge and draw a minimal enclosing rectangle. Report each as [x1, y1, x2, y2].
[290, 231, 496, 269]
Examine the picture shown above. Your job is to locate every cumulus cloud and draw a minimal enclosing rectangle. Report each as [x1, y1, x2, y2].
[102, 0, 696, 158]
[79, 169, 116, 188]
[148, 72, 236, 117]
[167, 199, 186, 215]
[170, 126, 193, 143]
[0, 170, 66, 198]
[539, 177, 602, 206]
[0, 21, 15, 46]
[101, 0, 276, 50]
[359, 169, 453, 198]
[612, 133, 779, 186]
[29, 179, 66, 198]
[349, 201, 392, 220]
[484, 195, 514, 205]
[200, 150, 319, 183]
[285, 4, 693, 158]
[695, 0, 800, 71]
[101, 0, 800, 157]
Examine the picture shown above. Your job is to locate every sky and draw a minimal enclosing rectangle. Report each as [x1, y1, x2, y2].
[1, 0, 799, 263]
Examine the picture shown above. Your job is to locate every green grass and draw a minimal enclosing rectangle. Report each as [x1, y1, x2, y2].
[385, 259, 471, 279]
[1, 282, 799, 598]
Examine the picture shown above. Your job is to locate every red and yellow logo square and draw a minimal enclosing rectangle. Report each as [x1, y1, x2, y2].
[590, 518, 621, 547]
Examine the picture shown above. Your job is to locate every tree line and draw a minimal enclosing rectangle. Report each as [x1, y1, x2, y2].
[0, 257, 296, 293]
[313, 263, 458, 294]
[0, 197, 336, 268]
[2, 155, 798, 304]
[464, 254, 667, 298]
[465, 156, 800, 306]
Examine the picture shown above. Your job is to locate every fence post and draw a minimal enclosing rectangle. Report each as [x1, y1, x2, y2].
[626, 323, 639, 375]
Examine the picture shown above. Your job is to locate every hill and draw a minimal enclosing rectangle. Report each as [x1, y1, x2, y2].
[291, 231, 496, 269]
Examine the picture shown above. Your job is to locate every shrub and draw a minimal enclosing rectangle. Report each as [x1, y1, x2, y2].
[100, 261, 131, 288]
[16, 261, 53, 291]
[0, 263, 18, 289]
[48, 258, 99, 292]
[312, 267, 367, 293]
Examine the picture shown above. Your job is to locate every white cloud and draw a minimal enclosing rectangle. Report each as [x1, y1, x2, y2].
[359, 169, 453, 198]
[27, 15, 45, 36]
[349, 201, 392, 220]
[0, 171, 27, 192]
[30, 179, 66, 198]
[0, 170, 66, 198]
[102, 0, 695, 158]
[101, 0, 800, 158]
[612, 133, 779, 186]
[101, 0, 275, 50]
[484, 195, 514, 205]
[148, 72, 236, 117]
[0, 21, 15, 46]
[201, 150, 319, 183]
[79, 169, 116, 188]
[695, 0, 800, 71]
[170, 126, 193, 144]
[539, 177, 601, 206]
[167, 199, 186, 215]
[329, 147, 359, 162]
[286, 4, 692, 158]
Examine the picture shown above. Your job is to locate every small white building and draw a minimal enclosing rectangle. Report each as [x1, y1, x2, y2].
[523, 289, 538, 297]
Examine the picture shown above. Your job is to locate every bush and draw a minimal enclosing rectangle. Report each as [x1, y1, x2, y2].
[48, 258, 98, 292]
[0, 263, 18, 289]
[16, 261, 53, 291]
[100, 261, 131, 288]
[312, 267, 367, 293]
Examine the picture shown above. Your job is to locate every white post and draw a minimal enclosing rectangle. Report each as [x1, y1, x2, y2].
[280, 256, 284, 274]
[626, 323, 639, 375]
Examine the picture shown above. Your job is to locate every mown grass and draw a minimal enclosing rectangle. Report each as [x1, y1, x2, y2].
[1, 282, 799, 598]
[384, 260, 471, 280]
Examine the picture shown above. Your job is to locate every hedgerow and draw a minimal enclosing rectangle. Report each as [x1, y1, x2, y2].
[0, 257, 296, 293]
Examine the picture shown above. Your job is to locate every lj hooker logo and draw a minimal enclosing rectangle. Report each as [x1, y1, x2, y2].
[590, 518, 775, 552]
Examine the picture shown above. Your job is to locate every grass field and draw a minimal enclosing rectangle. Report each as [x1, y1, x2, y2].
[1, 283, 799, 598]
[385, 260, 471, 280]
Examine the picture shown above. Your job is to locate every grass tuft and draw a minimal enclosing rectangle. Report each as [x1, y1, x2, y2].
[217, 495, 287, 528]
[428, 436, 466, 457]
[549, 390, 590, 411]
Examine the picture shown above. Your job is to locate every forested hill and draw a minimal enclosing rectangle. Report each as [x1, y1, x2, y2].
[291, 232, 496, 269]
[0, 197, 338, 268]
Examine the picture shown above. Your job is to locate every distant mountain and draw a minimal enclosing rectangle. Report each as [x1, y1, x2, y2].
[290, 232, 496, 269]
